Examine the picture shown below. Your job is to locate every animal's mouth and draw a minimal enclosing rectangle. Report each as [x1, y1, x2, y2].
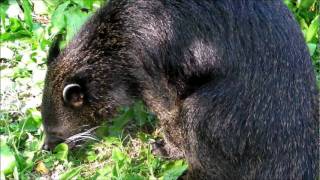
[43, 126, 100, 151]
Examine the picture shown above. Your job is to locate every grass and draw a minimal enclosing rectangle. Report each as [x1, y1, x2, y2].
[0, 0, 319, 179]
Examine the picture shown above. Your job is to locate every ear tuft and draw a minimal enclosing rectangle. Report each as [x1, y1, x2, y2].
[63, 84, 84, 108]
[47, 34, 63, 64]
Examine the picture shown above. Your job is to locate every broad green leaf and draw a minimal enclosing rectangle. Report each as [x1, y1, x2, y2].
[65, 6, 90, 42]
[84, 0, 94, 9]
[51, 1, 70, 32]
[306, 15, 319, 42]
[40, 38, 51, 50]
[96, 165, 113, 178]
[161, 160, 188, 180]
[7, 18, 25, 32]
[112, 148, 126, 162]
[0, 30, 32, 42]
[59, 166, 83, 180]
[53, 143, 69, 161]
[0, 140, 17, 175]
[109, 108, 134, 136]
[22, 150, 36, 170]
[133, 101, 149, 126]
[86, 151, 98, 162]
[21, 109, 42, 132]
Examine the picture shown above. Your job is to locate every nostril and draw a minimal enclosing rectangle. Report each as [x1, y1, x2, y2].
[42, 136, 65, 151]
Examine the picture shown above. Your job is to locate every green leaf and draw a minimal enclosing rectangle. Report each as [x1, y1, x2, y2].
[65, 6, 90, 42]
[21, 0, 33, 29]
[42, 0, 62, 13]
[102, 136, 122, 146]
[71, 0, 93, 9]
[59, 166, 83, 180]
[0, 30, 32, 42]
[6, 18, 25, 32]
[133, 101, 149, 126]
[299, 18, 308, 30]
[112, 148, 126, 162]
[22, 150, 36, 170]
[14, 152, 29, 173]
[298, 0, 315, 9]
[51, 1, 70, 32]
[283, 0, 294, 10]
[307, 43, 317, 56]
[22, 109, 42, 132]
[306, 15, 319, 42]
[0, 139, 17, 175]
[0, 0, 9, 27]
[12, 67, 32, 79]
[161, 160, 188, 180]
[85, 0, 95, 9]
[109, 108, 134, 136]
[124, 174, 145, 180]
[96, 165, 113, 177]
[86, 151, 98, 162]
[40, 38, 51, 50]
[53, 143, 69, 161]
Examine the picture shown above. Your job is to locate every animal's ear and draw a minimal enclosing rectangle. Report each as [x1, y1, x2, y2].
[47, 34, 63, 64]
[63, 84, 84, 108]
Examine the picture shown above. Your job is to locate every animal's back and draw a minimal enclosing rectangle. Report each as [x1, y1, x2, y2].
[167, 1, 320, 179]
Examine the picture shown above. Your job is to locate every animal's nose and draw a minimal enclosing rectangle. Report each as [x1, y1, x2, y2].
[42, 135, 64, 151]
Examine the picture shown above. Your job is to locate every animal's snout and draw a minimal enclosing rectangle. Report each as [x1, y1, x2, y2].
[42, 135, 64, 151]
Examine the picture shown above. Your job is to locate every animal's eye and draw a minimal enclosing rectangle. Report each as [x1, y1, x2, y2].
[63, 83, 84, 108]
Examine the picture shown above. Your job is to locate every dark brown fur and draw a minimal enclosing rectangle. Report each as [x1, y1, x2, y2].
[42, 0, 319, 179]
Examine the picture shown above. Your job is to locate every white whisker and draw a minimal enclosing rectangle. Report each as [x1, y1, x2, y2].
[65, 126, 100, 144]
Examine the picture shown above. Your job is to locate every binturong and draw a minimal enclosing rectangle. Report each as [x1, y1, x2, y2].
[41, 0, 319, 179]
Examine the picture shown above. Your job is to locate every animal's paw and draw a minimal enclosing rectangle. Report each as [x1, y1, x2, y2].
[151, 139, 169, 158]
[151, 139, 184, 159]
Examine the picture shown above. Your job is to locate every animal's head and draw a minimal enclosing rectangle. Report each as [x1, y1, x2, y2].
[41, 21, 136, 150]
[41, 0, 177, 150]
